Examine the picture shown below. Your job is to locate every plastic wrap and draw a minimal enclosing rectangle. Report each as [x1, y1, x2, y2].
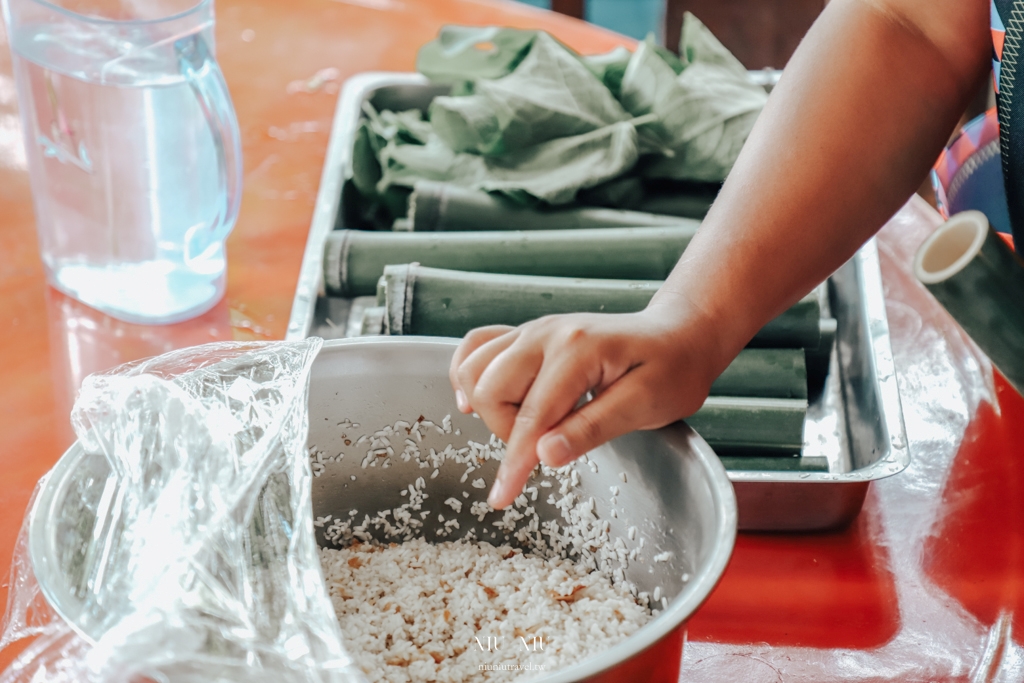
[1, 340, 367, 683]
[679, 197, 1024, 681]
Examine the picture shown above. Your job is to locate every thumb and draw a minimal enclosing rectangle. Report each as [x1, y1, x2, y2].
[536, 370, 661, 468]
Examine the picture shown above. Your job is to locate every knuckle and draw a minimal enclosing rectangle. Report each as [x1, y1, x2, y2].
[558, 316, 594, 343]
[470, 382, 500, 411]
[463, 327, 493, 347]
[520, 317, 554, 341]
[528, 315, 588, 341]
[563, 325, 588, 345]
[514, 405, 540, 427]
[456, 363, 480, 394]
[455, 360, 472, 384]
[513, 403, 548, 434]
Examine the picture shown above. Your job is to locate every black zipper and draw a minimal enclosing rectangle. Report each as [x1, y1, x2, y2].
[998, 0, 1024, 254]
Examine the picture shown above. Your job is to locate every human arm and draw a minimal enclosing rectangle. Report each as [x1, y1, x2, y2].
[450, 0, 992, 509]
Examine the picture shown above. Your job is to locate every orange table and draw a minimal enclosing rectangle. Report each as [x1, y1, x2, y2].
[0, 1, 1021, 679]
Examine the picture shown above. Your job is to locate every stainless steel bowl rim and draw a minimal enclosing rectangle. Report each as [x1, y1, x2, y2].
[28, 336, 739, 681]
[29, 440, 95, 644]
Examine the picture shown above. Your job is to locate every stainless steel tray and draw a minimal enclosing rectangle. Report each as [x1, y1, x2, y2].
[286, 71, 910, 531]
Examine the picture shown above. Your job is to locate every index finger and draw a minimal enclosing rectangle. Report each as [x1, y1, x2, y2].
[487, 350, 597, 508]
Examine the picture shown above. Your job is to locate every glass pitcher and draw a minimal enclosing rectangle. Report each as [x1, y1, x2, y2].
[2, 0, 242, 324]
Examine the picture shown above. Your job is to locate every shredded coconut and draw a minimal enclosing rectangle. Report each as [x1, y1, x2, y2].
[321, 539, 649, 682]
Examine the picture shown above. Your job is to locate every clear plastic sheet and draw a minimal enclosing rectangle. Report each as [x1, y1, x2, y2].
[680, 197, 1024, 681]
[1, 340, 367, 683]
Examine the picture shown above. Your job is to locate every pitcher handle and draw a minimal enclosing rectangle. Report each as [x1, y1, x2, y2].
[176, 33, 243, 264]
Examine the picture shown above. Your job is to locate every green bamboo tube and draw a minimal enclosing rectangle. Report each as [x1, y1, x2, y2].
[344, 296, 381, 337]
[806, 317, 837, 395]
[914, 210, 1024, 394]
[360, 306, 386, 336]
[687, 397, 807, 453]
[711, 349, 807, 399]
[381, 265, 821, 348]
[748, 295, 823, 349]
[381, 265, 660, 337]
[409, 181, 699, 232]
[718, 455, 828, 472]
[323, 227, 697, 297]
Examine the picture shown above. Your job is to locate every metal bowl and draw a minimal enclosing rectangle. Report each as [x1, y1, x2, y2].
[30, 337, 737, 682]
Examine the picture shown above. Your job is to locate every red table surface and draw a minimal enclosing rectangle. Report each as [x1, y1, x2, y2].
[0, 0, 1021, 680]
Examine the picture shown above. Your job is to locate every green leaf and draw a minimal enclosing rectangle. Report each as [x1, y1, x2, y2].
[619, 26, 766, 181]
[362, 103, 433, 146]
[378, 122, 640, 206]
[582, 45, 633, 97]
[378, 133, 489, 192]
[641, 61, 765, 181]
[678, 11, 749, 75]
[479, 121, 640, 204]
[429, 33, 628, 156]
[619, 37, 685, 154]
[650, 33, 685, 75]
[392, 20, 764, 200]
[384, 110, 434, 145]
[350, 120, 382, 198]
[416, 25, 537, 84]
[425, 96, 504, 156]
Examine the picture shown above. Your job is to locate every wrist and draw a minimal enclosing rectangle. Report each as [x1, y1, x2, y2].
[639, 293, 750, 391]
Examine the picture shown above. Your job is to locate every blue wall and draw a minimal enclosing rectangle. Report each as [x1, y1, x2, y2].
[515, 0, 664, 43]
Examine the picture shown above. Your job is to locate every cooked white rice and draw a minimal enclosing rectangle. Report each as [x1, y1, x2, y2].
[320, 538, 649, 682]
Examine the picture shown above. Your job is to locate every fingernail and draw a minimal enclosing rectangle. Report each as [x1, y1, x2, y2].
[538, 433, 573, 467]
[455, 389, 468, 413]
[487, 470, 508, 509]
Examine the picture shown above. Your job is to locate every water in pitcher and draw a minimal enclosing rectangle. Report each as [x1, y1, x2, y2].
[11, 20, 228, 324]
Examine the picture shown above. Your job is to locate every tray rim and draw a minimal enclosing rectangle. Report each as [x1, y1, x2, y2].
[728, 239, 910, 484]
[286, 72, 431, 341]
[286, 70, 910, 489]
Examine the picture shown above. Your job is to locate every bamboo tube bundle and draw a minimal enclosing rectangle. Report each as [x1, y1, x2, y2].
[323, 226, 697, 297]
[914, 210, 1024, 395]
[408, 181, 701, 232]
[378, 264, 822, 348]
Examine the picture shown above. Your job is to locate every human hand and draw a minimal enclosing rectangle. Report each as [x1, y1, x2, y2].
[448, 305, 727, 509]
